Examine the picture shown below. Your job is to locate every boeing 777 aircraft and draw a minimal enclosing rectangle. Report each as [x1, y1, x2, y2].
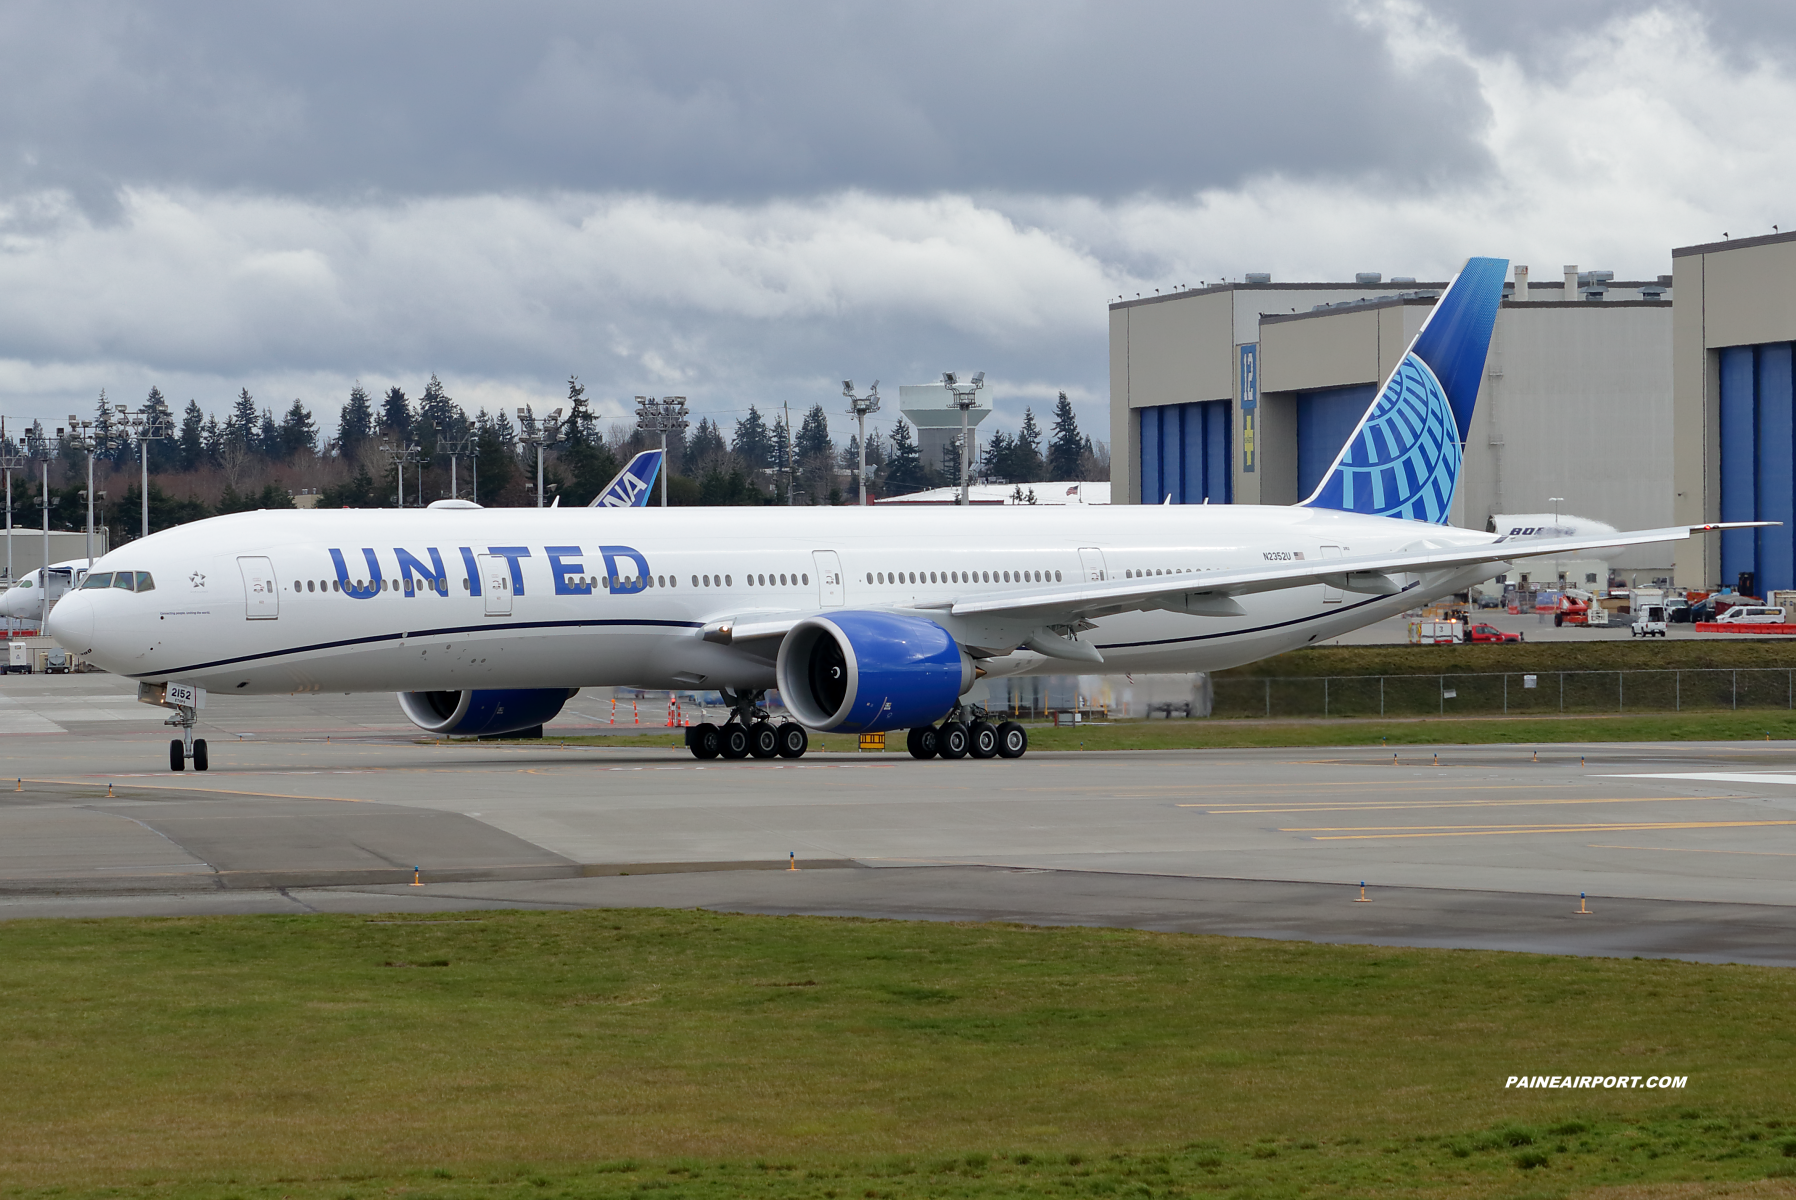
[48, 258, 1755, 771]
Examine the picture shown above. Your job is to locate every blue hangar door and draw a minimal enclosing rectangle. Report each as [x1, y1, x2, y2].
[1140, 401, 1231, 504]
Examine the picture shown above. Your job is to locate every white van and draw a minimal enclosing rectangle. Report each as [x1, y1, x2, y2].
[1631, 604, 1668, 638]
[1716, 605, 1787, 625]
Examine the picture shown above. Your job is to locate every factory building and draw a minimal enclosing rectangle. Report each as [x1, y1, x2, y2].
[1671, 231, 1796, 595]
[1110, 266, 1679, 576]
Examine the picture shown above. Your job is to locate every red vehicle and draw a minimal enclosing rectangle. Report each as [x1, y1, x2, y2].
[1464, 622, 1523, 644]
[1554, 589, 1597, 627]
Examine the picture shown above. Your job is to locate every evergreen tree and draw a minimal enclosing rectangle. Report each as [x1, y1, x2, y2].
[731, 406, 774, 468]
[418, 374, 455, 430]
[93, 392, 127, 466]
[773, 415, 791, 475]
[981, 429, 1014, 481]
[1014, 407, 1045, 482]
[683, 416, 727, 474]
[563, 376, 597, 449]
[884, 419, 924, 495]
[227, 388, 260, 455]
[259, 409, 281, 459]
[337, 385, 374, 457]
[277, 399, 317, 459]
[140, 387, 176, 472]
[796, 404, 833, 463]
[1047, 392, 1085, 480]
[201, 415, 223, 464]
[381, 386, 411, 441]
[179, 401, 205, 471]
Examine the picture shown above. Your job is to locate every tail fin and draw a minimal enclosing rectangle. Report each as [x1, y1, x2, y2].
[589, 449, 664, 508]
[1299, 256, 1508, 523]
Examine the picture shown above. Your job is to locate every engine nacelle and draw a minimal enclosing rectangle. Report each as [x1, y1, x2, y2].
[775, 611, 973, 733]
[397, 688, 577, 738]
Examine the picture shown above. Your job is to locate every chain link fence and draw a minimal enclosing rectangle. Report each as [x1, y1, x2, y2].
[1212, 669, 1796, 719]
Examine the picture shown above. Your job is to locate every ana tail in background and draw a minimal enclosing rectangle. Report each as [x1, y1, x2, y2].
[589, 449, 664, 508]
[1299, 256, 1508, 524]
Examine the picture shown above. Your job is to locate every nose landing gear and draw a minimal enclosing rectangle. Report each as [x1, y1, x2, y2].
[687, 689, 811, 761]
[165, 705, 208, 772]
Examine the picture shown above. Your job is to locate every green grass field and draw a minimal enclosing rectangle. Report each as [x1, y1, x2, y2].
[2, 909, 1794, 1199]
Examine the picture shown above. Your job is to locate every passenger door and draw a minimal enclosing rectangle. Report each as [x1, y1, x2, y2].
[1319, 545, 1342, 603]
[812, 550, 844, 607]
[478, 554, 513, 617]
[1077, 547, 1109, 583]
[238, 557, 279, 619]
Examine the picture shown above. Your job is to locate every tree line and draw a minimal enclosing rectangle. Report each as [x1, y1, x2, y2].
[0, 379, 1107, 544]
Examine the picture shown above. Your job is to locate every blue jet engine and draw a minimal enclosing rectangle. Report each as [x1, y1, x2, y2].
[775, 611, 973, 733]
[397, 688, 578, 737]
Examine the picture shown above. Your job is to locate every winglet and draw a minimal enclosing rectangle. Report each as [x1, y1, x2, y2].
[589, 449, 663, 508]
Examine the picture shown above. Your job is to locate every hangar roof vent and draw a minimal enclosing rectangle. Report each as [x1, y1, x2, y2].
[1244, 272, 1272, 284]
[1355, 272, 1382, 284]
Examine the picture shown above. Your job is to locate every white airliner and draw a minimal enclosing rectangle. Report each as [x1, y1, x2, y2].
[48, 257, 1756, 772]
[0, 560, 87, 624]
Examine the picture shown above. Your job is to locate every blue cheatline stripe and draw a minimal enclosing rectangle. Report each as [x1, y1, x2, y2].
[1719, 344, 1759, 587]
[1758, 343, 1795, 594]
[127, 617, 706, 679]
[1095, 582, 1419, 650]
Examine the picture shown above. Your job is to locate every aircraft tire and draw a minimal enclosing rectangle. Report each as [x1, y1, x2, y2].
[719, 723, 750, 759]
[937, 721, 970, 760]
[968, 720, 999, 759]
[906, 725, 939, 759]
[169, 739, 184, 773]
[193, 739, 209, 772]
[775, 723, 808, 758]
[747, 721, 780, 758]
[996, 721, 1028, 758]
[689, 722, 722, 759]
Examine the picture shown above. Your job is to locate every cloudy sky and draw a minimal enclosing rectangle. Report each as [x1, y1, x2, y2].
[0, 0, 1791, 446]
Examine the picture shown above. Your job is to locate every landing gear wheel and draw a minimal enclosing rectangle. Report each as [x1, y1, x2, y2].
[193, 739, 209, 772]
[906, 725, 939, 759]
[719, 722, 750, 759]
[937, 721, 970, 760]
[1554, 613, 1564, 627]
[169, 739, 185, 773]
[747, 721, 780, 759]
[996, 721, 1028, 758]
[689, 722, 722, 760]
[775, 723, 808, 759]
[968, 720, 999, 759]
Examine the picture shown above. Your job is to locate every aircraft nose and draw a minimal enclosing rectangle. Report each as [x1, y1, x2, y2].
[46, 592, 94, 655]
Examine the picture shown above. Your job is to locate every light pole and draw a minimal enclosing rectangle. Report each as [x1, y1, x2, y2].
[380, 439, 422, 509]
[516, 407, 565, 507]
[124, 403, 172, 540]
[0, 420, 22, 590]
[634, 395, 689, 508]
[64, 413, 116, 568]
[941, 371, 985, 506]
[37, 438, 51, 634]
[843, 380, 880, 506]
[441, 426, 476, 501]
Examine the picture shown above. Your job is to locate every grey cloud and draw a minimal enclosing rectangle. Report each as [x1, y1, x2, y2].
[0, 0, 1494, 202]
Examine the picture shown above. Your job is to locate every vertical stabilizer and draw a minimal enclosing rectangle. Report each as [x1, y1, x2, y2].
[589, 449, 664, 508]
[1300, 256, 1508, 523]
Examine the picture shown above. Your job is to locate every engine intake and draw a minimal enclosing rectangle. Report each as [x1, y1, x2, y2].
[397, 688, 577, 738]
[775, 611, 972, 733]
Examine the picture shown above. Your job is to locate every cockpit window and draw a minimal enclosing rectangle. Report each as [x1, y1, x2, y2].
[135, 572, 154, 592]
[81, 572, 113, 590]
[112, 572, 135, 590]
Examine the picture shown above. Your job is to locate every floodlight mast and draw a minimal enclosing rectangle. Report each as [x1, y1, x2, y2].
[516, 407, 565, 508]
[124, 403, 171, 540]
[635, 395, 689, 508]
[843, 380, 880, 505]
[379, 439, 422, 509]
[0, 418, 24, 593]
[941, 371, 985, 506]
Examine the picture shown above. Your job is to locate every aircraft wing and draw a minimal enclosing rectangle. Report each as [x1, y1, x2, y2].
[589, 450, 663, 508]
[950, 523, 1769, 626]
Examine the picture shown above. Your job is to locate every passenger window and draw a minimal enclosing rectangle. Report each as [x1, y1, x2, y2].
[802, 574, 808, 584]
[725, 575, 732, 586]
[293, 581, 303, 593]
[82, 572, 112, 589]
[1054, 570, 1061, 582]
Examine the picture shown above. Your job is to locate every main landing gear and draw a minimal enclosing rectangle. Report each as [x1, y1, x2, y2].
[906, 704, 1028, 760]
[686, 689, 809, 761]
[166, 705, 209, 773]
